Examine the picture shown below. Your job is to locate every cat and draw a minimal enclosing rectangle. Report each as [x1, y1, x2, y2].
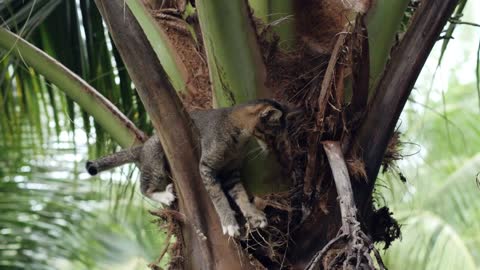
[86, 99, 293, 237]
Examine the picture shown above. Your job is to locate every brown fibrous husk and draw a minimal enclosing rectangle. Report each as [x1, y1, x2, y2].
[150, 5, 212, 110]
[382, 131, 403, 173]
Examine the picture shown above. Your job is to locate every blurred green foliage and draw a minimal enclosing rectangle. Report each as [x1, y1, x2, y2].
[379, 2, 480, 267]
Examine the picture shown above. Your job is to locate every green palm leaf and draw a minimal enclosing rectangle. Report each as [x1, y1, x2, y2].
[384, 210, 477, 270]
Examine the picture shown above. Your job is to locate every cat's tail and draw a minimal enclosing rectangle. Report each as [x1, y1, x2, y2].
[86, 146, 142, 175]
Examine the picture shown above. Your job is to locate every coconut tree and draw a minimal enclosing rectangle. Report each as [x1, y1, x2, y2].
[0, 0, 474, 269]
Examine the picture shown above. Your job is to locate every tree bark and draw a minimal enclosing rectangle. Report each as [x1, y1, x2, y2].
[94, 1, 256, 269]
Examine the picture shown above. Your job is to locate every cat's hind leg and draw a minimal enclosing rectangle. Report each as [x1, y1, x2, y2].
[139, 139, 175, 206]
[149, 183, 175, 206]
[140, 165, 175, 206]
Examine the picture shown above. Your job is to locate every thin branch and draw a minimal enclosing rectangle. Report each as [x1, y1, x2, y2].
[437, 0, 466, 65]
[317, 33, 347, 126]
[448, 19, 480, 28]
[323, 142, 357, 227]
[304, 233, 348, 270]
[305, 141, 384, 270]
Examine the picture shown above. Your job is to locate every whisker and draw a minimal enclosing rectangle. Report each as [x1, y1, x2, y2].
[245, 146, 263, 156]
[244, 146, 269, 162]
[247, 148, 268, 162]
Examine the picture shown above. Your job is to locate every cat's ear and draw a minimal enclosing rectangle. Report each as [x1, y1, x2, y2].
[260, 107, 283, 124]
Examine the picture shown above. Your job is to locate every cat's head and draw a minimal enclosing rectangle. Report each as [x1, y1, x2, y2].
[253, 99, 287, 138]
[248, 99, 302, 141]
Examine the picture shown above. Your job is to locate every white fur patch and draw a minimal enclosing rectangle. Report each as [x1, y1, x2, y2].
[258, 219, 267, 228]
[255, 138, 268, 153]
[150, 184, 175, 206]
[222, 224, 240, 237]
[246, 210, 268, 229]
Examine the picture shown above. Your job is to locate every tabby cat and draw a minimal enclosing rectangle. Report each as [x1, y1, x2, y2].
[86, 99, 291, 237]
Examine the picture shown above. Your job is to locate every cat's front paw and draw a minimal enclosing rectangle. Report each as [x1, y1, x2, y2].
[245, 208, 268, 229]
[221, 214, 240, 237]
[222, 223, 240, 237]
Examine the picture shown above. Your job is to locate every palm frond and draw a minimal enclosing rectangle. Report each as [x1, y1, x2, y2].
[437, 0, 468, 66]
[196, 0, 267, 107]
[125, 0, 188, 93]
[367, 0, 410, 90]
[422, 154, 480, 235]
[383, 211, 477, 270]
[1, 0, 151, 154]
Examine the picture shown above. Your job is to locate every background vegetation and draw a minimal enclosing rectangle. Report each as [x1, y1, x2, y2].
[381, 4, 480, 267]
[0, 0, 479, 269]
